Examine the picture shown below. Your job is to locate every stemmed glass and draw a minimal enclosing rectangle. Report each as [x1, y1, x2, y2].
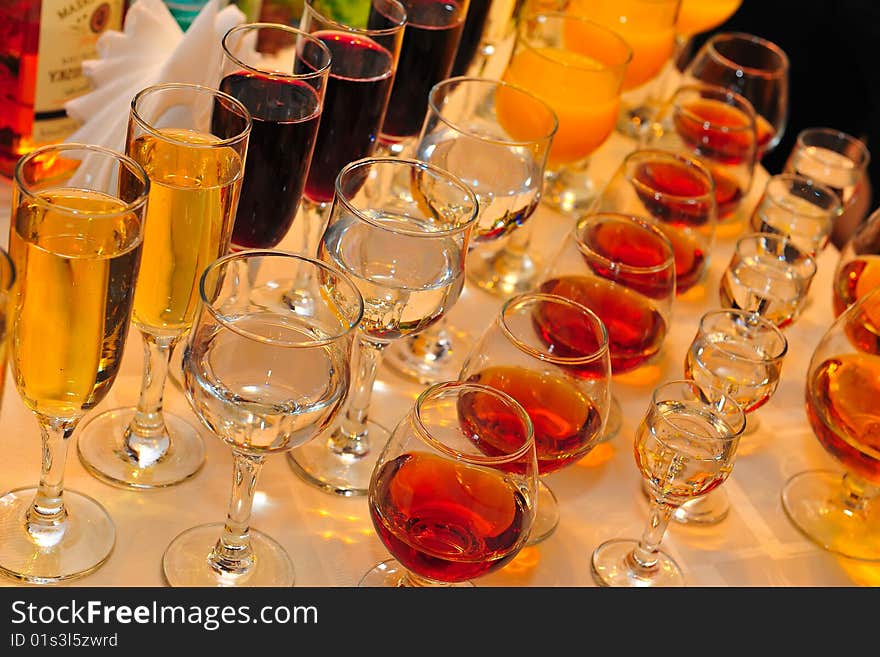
[720, 232, 817, 329]
[591, 380, 746, 586]
[833, 206, 880, 316]
[218, 22, 331, 252]
[748, 173, 841, 257]
[781, 285, 880, 561]
[372, 0, 469, 156]
[0, 144, 148, 582]
[360, 381, 538, 587]
[682, 31, 790, 158]
[384, 76, 557, 384]
[288, 157, 479, 497]
[596, 148, 717, 295]
[162, 251, 364, 586]
[672, 309, 787, 525]
[783, 127, 871, 250]
[538, 212, 676, 440]
[296, 0, 406, 261]
[642, 82, 758, 222]
[77, 83, 251, 489]
[459, 292, 611, 544]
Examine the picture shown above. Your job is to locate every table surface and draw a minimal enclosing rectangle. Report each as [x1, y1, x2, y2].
[0, 130, 875, 589]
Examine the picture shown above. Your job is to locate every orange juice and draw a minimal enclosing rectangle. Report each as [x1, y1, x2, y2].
[500, 47, 621, 167]
[677, 0, 742, 37]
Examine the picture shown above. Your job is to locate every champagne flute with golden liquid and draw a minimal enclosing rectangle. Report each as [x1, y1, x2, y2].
[77, 83, 251, 490]
[0, 144, 148, 583]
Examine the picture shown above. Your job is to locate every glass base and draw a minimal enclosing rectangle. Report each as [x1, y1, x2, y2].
[359, 558, 474, 587]
[526, 480, 560, 546]
[781, 469, 880, 562]
[77, 406, 206, 489]
[383, 322, 472, 385]
[591, 538, 684, 587]
[467, 246, 541, 299]
[287, 419, 391, 497]
[163, 523, 295, 587]
[0, 487, 115, 584]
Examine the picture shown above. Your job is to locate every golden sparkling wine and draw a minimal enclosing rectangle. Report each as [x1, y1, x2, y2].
[126, 128, 243, 336]
[8, 188, 143, 418]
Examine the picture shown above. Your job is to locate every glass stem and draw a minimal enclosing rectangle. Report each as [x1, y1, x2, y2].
[838, 472, 880, 516]
[628, 498, 674, 572]
[406, 318, 452, 364]
[25, 414, 78, 547]
[124, 331, 179, 467]
[329, 337, 387, 458]
[208, 450, 264, 577]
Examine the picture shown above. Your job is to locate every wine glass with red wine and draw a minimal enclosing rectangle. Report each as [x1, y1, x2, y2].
[360, 381, 538, 587]
[538, 212, 677, 441]
[781, 285, 880, 561]
[458, 292, 612, 545]
[219, 23, 331, 251]
[596, 148, 718, 295]
[371, 0, 470, 156]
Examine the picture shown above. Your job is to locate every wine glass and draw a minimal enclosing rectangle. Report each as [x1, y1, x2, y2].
[672, 308, 787, 525]
[591, 379, 746, 586]
[833, 206, 880, 317]
[162, 251, 364, 586]
[538, 212, 676, 441]
[596, 148, 717, 294]
[783, 127, 871, 250]
[218, 22, 332, 252]
[720, 232, 817, 329]
[0, 143, 148, 582]
[384, 76, 557, 383]
[76, 83, 251, 489]
[459, 292, 611, 544]
[360, 380, 537, 587]
[288, 157, 479, 497]
[372, 0, 469, 156]
[781, 285, 880, 561]
[642, 82, 758, 221]
[682, 31, 790, 158]
[749, 173, 841, 257]
[469, 12, 632, 297]
[0, 247, 13, 418]
[296, 0, 406, 261]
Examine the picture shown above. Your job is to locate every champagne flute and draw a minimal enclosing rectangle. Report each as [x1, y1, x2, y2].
[596, 148, 717, 294]
[360, 381, 537, 587]
[683, 31, 790, 158]
[833, 206, 880, 316]
[77, 83, 251, 489]
[459, 292, 611, 544]
[470, 11, 632, 297]
[591, 380, 745, 586]
[0, 247, 13, 418]
[288, 157, 479, 497]
[781, 285, 880, 561]
[0, 143, 148, 582]
[162, 251, 364, 586]
[218, 22, 332, 252]
[384, 76, 557, 384]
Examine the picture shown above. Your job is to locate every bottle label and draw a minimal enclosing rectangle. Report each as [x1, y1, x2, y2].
[32, 0, 124, 144]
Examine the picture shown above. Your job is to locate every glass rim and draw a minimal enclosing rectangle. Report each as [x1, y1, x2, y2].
[703, 31, 790, 78]
[427, 76, 559, 146]
[764, 173, 842, 213]
[793, 127, 871, 168]
[575, 212, 676, 275]
[130, 82, 252, 148]
[13, 142, 151, 220]
[697, 308, 789, 364]
[0, 247, 14, 293]
[734, 232, 818, 275]
[411, 381, 536, 467]
[334, 157, 479, 237]
[518, 11, 634, 72]
[498, 292, 610, 366]
[650, 379, 746, 442]
[222, 22, 333, 81]
[303, 0, 407, 34]
[624, 148, 717, 202]
[672, 83, 758, 132]
[198, 249, 365, 347]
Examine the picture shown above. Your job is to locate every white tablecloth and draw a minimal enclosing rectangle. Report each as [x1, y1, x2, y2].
[0, 131, 873, 588]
